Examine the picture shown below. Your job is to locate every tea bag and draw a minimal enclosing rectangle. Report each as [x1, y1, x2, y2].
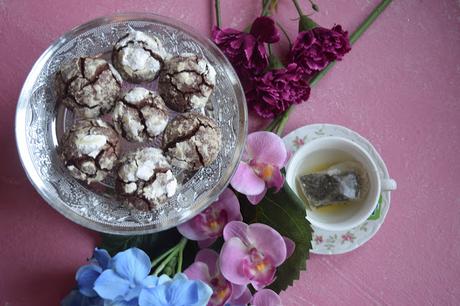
[298, 161, 369, 208]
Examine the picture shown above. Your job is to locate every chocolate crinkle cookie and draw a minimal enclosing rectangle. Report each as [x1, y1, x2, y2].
[112, 87, 168, 142]
[158, 54, 216, 112]
[60, 119, 120, 184]
[55, 57, 122, 118]
[112, 30, 168, 83]
[116, 147, 177, 211]
[163, 113, 221, 171]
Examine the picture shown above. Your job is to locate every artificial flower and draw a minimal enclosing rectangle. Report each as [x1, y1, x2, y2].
[94, 248, 156, 304]
[61, 290, 104, 306]
[138, 273, 212, 306]
[245, 63, 311, 118]
[76, 248, 112, 298]
[230, 131, 288, 204]
[290, 25, 351, 75]
[177, 188, 242, 247]
[252, 289, 282, 306]
[212, 16, 280, 75]
[184, 249, 251, 306]
[219, 221, 294, 290]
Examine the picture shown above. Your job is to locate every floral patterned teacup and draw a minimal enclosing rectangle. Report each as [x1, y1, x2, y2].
[286, 136, 396, 232]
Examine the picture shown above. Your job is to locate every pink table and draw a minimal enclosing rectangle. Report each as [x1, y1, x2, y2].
[1, 0, 459, 305]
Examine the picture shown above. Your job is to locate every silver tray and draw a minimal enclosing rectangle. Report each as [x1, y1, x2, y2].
[15, 13, 247, 235]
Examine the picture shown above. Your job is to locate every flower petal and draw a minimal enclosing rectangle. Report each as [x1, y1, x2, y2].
[213, 188, 243, 222]
[76, 264, 102, 297]
[265, 167, 284, 192]
[252, 289, 282, 306]
[246, 131, 287, 167]
[283, 236, 296, 259]
[93, 248, 111, 270]
[223, 221, 249, 243]
[139, 285, 168, 306]
[197, 238, 216, 248]
[229, 284, 252, 305]
[177, 216, 205, 241]
[247, 223, 287, 267]
[195, 249, 220, 277]
[247, 189, 267, 205]
[112, 248, 151, 284]
[168, 274, 212, 306]
[94, 270, 130, 300]
[250, 16, 280, 43]
[184, 262, 211, 283]
[230, 162, 266, 196]
[220, 237, 250, 286]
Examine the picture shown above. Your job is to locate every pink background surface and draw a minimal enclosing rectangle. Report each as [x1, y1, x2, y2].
[1, 0, 459, 305]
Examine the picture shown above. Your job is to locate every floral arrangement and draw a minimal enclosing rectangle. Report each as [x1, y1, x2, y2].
[63, 0, 392, 305]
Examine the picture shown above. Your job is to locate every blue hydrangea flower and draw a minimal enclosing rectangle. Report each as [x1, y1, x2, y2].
[61, 289, 104, 306]
[94, 248, 156, 304]
[138, 273, 212, 306]
[76, 248, 112, 297]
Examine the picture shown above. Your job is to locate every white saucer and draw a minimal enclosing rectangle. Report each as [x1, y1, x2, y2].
[283, 124, 392, 255]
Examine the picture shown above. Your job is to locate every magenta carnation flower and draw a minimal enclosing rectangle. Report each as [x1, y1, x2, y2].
[212, 16, 280, 75]
[245, 63, 311, 119]
[290, 25, 351, 75]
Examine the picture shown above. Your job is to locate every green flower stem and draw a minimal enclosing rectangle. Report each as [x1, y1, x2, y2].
[215, 0, 221, 28]
[152, 237, 188, 275]
[261, 0, 272, 16]
[268, 0, 393, 136]
[291, 0, 304, 17]
[150, 245, 176, 268]
[276, 21, 293, 49]
[176, 244, 184, 274]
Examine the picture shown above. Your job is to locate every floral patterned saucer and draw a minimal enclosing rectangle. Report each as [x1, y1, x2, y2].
[283, 124, 392, 255]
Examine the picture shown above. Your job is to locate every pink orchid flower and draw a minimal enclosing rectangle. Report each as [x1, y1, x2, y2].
[219, 221, 295, 290]
[184, 249, 252, 306]
[252, 289, 283, 306]
[231, 131, 288, 204]
[177, 189, 242, 248]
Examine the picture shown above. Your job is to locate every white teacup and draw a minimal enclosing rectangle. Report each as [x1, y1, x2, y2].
[286, 136, 397, 232]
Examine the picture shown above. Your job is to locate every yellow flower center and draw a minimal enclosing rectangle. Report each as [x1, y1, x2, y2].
[260, 165, 274, 181]
[256, 262, 266, 272]
[209, 220, 219, 232]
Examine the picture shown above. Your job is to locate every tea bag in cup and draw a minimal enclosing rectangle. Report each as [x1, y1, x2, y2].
[297, 161, 369, 208]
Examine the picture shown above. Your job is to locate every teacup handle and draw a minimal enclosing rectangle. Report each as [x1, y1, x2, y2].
[382, 178, 397, 191]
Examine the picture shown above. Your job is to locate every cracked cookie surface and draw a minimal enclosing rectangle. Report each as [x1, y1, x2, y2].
[112, 30, 167, 83]
[60, 119, 120, 184]
[116, 147, 177, 211]
[163, 113, 221, 171]
[112, 87, 168, 142]
[158, 54, 216, 112]
[56, 57, 122, 118]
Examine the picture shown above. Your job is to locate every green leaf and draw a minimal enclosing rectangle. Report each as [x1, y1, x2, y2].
[99, 229, 182, 258]
[240, 183, 312, 293]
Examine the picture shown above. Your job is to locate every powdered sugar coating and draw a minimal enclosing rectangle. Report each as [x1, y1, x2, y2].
[116, 147, 177, 211]
[112, 30, 168, 83]
[163, 113, 222, 170]
[60, 119, 120, 184]
[112, 87, 168, 142]
[158, 54, 216, 112]
[55, 57, 122, 118]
